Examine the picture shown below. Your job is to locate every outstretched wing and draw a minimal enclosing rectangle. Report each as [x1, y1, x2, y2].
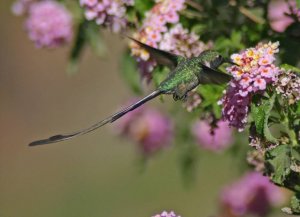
[199, 64, 232, 84]
[128, 36, 184, 69]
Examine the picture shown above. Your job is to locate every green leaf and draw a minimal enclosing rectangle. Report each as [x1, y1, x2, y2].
[281, 64, 300, 75]
[85, 23, 106, 57]
[263, 94, 277, 143]
[198, 84, 224, 118]
[230, 31, 245, 50]
[191, 24, 206, 35]
[134, 0, 153, 17]
[121, 52, 142, 94]
[214, 31, 244, 54]
[291, 194, 300, 214]
[251, 103, 265, 135]
[284, 194, 300, 215]
[266, 145, 300, 193]
[265, 144, 291, 185]
[68, 21, 105, 74]
[297, 0, 300, 8]
[251, 94, 277, 142]
[68, 20, 87, 74]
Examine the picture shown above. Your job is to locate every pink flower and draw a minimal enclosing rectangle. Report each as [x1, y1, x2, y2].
[192, 120, 233, 152]
[220, 42, 281, 130]
[80, 0, 132, 33]
[164, 11, 179, 23]
[268, 0, 296, 32]
[258, 56, 273, 66]
[219, 82, 251, 131]
[152, 211, 181, 217]
[240, 76, 252, 88]
[275, 69, 300, 104]
[129, 109, 173, 154]
[259, 66, 273, 78]
[129, 0, 186, 61]
[159, 24, 211, 58]
[254, 77, 267, 90]
[221, 172, 285, 217]
[115, 104, 173, 155]
[25, 1, 73, 48]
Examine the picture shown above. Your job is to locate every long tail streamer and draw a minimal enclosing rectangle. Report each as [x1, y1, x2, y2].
[29, 90, 162, 146]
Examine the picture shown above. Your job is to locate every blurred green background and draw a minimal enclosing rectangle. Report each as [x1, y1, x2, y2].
[0, 1, 252, 216]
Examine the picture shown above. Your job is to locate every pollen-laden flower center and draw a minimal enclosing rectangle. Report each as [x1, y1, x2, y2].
[219, 41, 281, 131]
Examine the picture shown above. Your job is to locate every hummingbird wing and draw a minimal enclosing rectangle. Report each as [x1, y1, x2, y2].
[29, 90, 162, 146]
[128, 36, 184, 69]
[199, 64, 232, 84]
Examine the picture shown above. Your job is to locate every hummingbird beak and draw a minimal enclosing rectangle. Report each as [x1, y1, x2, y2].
[224, 58, 239, 66]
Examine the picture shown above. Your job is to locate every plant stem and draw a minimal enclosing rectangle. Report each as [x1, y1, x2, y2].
[185, 0, 203, 12]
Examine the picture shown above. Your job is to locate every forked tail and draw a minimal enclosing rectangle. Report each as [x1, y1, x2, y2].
[29, 90, 163, 146]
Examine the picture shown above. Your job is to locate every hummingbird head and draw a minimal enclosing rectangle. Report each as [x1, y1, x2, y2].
[200, 50, 237, 69]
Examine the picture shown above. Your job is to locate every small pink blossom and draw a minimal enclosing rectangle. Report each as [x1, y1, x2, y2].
[164, 11, 179, 23]
[254, 77, 267, 90]
[152, 211, 181, 217]
[130, 0, 186, 61]
[116, 103, 173, 155]
[80, 0, 133, 33]
[275, 69, 300, 104]
[268, 0, 296, 32]
[240, 76, 252, 88]
[221, 172, 285, 217]
[259, 66, 273, 78]
[258, 56, 273, 66]
[192, 120, 234, 152]
[159, 24, 211, 58]
[129, 109, 173, 154]
[25, 1, 73, 48]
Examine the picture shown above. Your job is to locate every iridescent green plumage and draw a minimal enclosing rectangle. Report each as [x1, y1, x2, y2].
[29, 37, 233, 146]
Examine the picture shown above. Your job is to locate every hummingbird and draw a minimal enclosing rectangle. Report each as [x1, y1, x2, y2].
[29, 37, 235, 146]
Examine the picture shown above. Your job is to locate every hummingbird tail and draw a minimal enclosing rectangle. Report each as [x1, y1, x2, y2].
[29, 90, 163, 147]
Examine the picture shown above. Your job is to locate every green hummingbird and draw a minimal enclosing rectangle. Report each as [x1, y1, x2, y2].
[29, 37, 235, 146]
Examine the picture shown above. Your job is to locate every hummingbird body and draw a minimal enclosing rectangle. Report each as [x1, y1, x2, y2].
[158, 53, 231, 100]
[29, 37, 233, 146]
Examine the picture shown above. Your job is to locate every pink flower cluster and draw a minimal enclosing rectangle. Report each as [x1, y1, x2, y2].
[221, 172, 284, 217]
[219, 42, 280, 131]
[80, 0, 133, 33]
[130, 0, 186, 61]
[192, 120, 233, 152]
[152, 211, 181, 217]
[25, 1, 73, 48]
[116, 102, 173, 155]
[159, 24, 211, 58]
